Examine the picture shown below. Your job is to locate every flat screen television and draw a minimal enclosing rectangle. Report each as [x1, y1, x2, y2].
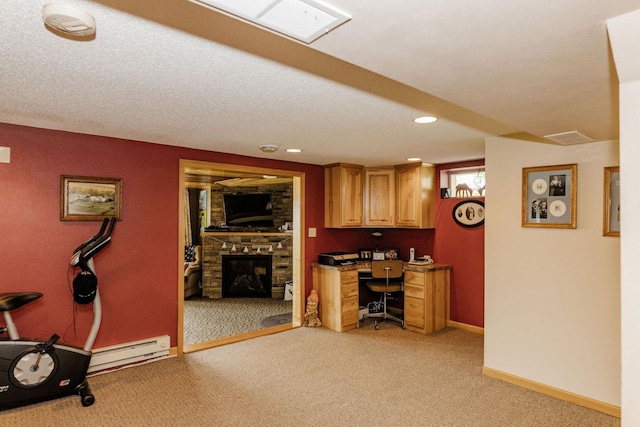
[223, 193, 274, 227]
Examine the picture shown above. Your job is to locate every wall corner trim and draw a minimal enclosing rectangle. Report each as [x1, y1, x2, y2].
[447, 320, 484, 335]
[482, 366, 621, 418]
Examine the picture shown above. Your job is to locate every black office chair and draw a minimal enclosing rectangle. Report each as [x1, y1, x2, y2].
[366, 260, 404, 329]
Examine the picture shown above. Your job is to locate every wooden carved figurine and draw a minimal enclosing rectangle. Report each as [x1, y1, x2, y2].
[303, 290, 322, 327]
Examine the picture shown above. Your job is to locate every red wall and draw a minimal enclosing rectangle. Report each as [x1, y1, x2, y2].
[0, 123, 485, 351]
[306, 159, 486, 328]
[434, 160, 485, 327]
[0, 123, 324, 348]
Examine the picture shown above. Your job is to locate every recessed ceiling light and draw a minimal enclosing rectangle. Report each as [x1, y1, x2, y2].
[285, 148, 302, 153]
[406, 157, 421, 162]
[414, 116, 438, 124]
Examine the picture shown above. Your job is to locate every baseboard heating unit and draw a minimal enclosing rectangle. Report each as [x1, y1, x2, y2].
[87, 335, 171, 375]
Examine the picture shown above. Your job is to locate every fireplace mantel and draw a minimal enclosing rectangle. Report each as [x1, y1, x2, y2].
[203, 232, 292, 237]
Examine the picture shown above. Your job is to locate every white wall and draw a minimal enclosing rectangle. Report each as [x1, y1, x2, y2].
[484, 137, 620, 406]
[619, 76, 640, 427]
[608, 8, 640, 425]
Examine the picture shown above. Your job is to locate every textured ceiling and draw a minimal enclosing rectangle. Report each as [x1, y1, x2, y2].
[1, 1, 637, 168]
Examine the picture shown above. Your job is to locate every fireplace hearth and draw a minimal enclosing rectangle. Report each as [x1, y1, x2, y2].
[222, 255, 272, 298]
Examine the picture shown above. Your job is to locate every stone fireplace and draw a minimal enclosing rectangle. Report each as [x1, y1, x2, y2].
[200, 232, 292, 299]
[222, 255, 272, 298]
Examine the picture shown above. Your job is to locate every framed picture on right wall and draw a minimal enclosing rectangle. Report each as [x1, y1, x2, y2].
[603, 166, 620, 237]
[522, 163, 577, 229]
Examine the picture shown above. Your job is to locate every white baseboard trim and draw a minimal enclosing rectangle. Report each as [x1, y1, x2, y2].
[482, 366, 620, 418]
[88, 335, 170, 375]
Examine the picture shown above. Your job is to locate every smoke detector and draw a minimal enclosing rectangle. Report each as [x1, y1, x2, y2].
[259, 144, 279, 153]
[43, 3, 96, 38]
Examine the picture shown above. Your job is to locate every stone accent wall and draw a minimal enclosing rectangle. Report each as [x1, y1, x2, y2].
[209, 184, 293, 232]
[201, 232, 293, 299]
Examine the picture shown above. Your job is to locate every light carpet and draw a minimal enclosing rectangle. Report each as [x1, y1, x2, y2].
[1, 325, 620, 426]
[183, 297, 292, 344]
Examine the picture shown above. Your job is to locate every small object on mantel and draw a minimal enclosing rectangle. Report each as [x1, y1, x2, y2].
[303, 290, 322, 327]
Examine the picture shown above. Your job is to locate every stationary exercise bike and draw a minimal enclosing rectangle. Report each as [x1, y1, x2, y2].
[0, 217, 116, 410]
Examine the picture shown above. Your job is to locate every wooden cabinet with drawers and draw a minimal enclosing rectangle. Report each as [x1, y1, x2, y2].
[403, 265, 452, 334]
[312, 265, 360, 332]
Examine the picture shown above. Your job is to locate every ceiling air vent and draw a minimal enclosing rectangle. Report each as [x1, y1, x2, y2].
[544, 131, 595, 145]
[189, 0, 351, 43]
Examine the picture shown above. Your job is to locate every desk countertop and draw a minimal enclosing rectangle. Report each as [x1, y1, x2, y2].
[311, 261, 452, 272]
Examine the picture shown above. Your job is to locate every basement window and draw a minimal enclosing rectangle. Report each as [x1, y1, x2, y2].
[441, 167, 485, 198]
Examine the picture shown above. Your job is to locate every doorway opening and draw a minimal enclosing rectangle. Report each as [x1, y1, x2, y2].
[178, 160, 304, 354]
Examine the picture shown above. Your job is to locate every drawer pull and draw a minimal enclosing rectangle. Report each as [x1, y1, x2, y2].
[410, 304, 418, 308]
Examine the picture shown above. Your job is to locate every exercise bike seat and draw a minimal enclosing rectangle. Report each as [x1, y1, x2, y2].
[0, 292, 43, 312]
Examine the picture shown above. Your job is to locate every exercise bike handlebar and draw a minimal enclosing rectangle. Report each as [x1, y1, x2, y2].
[70, 218, 116, 269]
[71, 218, 109, 255]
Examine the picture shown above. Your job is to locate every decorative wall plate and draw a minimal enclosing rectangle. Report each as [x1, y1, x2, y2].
[549, 200, 566, 217]
[532, 178, 548, 195]
[452, 200, 485, 228]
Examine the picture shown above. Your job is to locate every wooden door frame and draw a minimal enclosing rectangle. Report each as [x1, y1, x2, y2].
[178, 159, 305, 354]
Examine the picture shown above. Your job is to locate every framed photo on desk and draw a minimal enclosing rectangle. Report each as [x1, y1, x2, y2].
[384, 248, 400, 260]
[358, 248, 373, 260]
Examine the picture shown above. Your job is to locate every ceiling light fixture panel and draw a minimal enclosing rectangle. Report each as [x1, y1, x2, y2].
[189, 0, 351, 43]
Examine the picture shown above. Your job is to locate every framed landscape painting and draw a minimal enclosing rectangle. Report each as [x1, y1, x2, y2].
[61, 175, 122, 221]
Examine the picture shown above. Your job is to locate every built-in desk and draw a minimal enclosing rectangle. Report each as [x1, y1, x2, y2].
[311, 261, 452, 334]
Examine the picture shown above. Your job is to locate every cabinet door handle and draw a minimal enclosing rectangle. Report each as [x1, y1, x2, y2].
[410, 303, 418, 308]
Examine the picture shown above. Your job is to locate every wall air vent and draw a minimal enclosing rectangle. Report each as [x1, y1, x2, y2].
[544, 131, 595, 145]
[189, 0, 351, 43]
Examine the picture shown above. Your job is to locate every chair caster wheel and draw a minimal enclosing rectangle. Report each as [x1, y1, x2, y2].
[374, 321, 379, 330]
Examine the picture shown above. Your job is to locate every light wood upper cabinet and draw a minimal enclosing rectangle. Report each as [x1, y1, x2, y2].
[395, 163, 436, 228]
[325, 163, 364, 227]
[364, 168, 395, 227]
[324, 162, 435, 229]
